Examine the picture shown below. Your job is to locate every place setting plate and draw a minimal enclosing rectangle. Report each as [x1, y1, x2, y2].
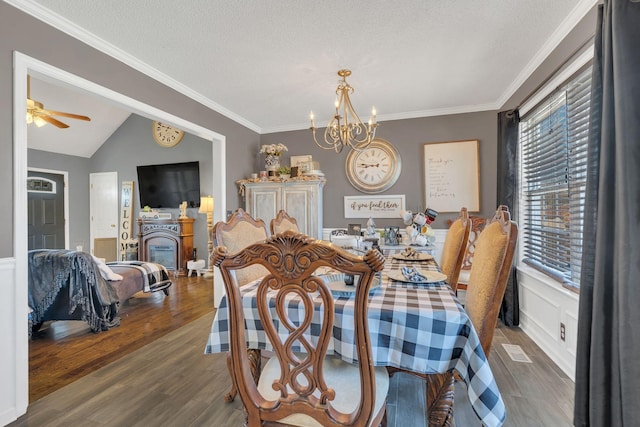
[391, 252, 434, 261]
[387, 269, 447, 284]
[320, 273, 381, 296]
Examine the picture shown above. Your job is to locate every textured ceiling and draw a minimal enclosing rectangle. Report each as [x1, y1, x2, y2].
[12, 0, 596, 156]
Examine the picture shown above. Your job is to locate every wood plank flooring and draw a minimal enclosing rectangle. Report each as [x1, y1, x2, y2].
[15, 275, 574, 426]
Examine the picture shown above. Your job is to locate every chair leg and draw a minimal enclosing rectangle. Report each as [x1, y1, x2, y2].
[426, 372, 455, 427]
[224, 353, 238, 402]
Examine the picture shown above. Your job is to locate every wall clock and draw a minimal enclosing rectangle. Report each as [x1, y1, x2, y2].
[152, 121, 185, 147]
[346, 138, 401, 193]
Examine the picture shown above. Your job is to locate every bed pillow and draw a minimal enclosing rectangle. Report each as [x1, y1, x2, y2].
[92, 255, 123, 281]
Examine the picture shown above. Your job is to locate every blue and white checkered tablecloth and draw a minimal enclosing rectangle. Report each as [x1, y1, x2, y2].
[205, 256, 506, 427]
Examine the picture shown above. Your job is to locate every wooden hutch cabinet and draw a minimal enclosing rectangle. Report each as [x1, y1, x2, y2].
[137, 217, 195, 277]
[242, 180, 324, 239]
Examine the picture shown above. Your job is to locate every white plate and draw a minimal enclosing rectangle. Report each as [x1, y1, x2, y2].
[387, 269, 447, 284]
[320, 273, 380, 296]
[391, 252, 434, 261]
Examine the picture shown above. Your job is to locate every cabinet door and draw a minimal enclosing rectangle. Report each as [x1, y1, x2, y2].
[282, 184, 322, 239]
[247, 185, 280, 224]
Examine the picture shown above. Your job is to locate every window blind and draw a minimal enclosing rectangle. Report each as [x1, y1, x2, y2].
[519, 66, 591, 289]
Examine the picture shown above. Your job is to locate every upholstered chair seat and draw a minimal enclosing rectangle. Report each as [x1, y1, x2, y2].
[258, 356, 389, 427]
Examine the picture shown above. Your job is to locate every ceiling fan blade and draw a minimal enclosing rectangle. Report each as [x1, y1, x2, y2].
[40, 115, 70, 128]
[43, 110, 91, 121]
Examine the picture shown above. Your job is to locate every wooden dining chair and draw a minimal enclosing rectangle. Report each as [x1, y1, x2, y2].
[212, 208, 270, 403]
[269, 209, 299, 235]
[439, 207, 471, 291]
[212, 231, 389, 427]
[446, 215, 487, 297]
[419, 206, 517, 426]
[464, 206, 518, 357]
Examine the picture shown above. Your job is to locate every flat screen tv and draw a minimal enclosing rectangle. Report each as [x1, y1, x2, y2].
[137, 161, 201, 209]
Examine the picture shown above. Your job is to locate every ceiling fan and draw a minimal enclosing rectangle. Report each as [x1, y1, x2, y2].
[26, 75, 91, 128]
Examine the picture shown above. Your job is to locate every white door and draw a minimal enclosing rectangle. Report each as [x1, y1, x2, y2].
[90, 172, 118, 256]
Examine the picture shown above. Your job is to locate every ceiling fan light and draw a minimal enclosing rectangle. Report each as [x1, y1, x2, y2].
[34, 116, 47, 127]
[26, 112, 33, 124]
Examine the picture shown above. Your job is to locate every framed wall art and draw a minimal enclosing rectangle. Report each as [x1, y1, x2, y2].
[423, 140, 480, 212]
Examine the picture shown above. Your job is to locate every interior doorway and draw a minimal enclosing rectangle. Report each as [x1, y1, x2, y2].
[27, 169, 68, 250]
[13, 52, 228, 409]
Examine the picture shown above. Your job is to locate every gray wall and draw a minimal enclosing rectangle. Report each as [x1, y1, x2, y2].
[90, 114, 213, 258]
[0, 2, 260, 258]
[259, 111, 497, 230]
[27, 149, 91, 249]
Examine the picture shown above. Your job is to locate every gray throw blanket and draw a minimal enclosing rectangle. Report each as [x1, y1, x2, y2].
[28, 249, 120, 333]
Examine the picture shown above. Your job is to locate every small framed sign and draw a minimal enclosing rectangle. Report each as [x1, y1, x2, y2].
[344, 195, 405, 218]
[290, 155, 312, 168]
[348, 223, 362, 235]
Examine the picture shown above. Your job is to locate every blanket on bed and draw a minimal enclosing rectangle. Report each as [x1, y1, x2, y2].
[106, 261, 172, 292]
[28, 249, 120, 333]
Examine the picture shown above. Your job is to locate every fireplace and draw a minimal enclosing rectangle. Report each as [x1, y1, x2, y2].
[149, 245, 177, 270]
[138, 218, 195, 276]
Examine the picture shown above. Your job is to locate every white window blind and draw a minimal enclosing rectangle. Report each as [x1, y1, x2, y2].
[519, 66, 591, 290]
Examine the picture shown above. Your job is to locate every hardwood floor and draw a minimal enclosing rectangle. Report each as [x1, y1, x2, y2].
[16, 274, 574, 426]
[28, 274, 215, 402]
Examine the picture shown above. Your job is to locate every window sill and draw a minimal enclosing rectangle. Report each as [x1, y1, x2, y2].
[516, 263, 580, 299]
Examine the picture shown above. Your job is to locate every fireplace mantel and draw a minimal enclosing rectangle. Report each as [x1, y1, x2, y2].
[138, 217, 195, 276]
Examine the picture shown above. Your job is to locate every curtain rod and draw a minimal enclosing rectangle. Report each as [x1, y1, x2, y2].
[517, 34, 595, 110]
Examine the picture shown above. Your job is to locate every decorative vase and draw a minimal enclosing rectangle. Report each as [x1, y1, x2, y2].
[265, 154, 281, 171]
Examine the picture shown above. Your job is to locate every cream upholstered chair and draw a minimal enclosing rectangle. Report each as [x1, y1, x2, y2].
[465, 206, 518, 356]
[212, 231, 389, 427]
[212, 208, 269, 288]
[439, 207, 471, 291]
[269, 209, 299, 235]
[212, 208, 270, 403]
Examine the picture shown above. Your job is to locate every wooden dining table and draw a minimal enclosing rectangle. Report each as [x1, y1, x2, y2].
[205, 248, 506, 427]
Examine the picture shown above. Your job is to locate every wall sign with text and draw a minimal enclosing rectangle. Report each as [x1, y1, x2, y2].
[344, 195, 405, 218]
[119, 181, 134, 260]
[423, 140, 480, 212]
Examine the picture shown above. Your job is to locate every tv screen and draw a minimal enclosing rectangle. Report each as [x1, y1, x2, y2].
[137, 161, 201, 209]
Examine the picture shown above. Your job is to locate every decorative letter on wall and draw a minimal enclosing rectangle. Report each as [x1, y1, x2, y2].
[119, 181, 134, 260]
[423, 140, 480, 212]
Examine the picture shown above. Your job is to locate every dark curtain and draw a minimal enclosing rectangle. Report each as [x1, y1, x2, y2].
[574, 1, 640, 426]
[496, 108, 520, 326]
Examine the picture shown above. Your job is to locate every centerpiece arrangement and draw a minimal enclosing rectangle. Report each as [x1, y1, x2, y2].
[260, 143, 288, 171]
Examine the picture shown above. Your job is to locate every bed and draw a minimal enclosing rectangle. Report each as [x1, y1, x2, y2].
[28, 249, 172, 335]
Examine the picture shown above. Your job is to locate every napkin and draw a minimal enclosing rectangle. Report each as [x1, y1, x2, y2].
[401, 266, 428, 282]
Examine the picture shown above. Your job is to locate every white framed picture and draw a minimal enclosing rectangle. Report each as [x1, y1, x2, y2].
[290, 155, 312, 168]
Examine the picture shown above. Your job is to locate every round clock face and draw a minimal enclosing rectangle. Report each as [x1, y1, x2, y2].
[152, 121, 185, 147]
[346, 138, 401, 193]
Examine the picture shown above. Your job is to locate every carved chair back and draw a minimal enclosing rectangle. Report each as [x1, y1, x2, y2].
[212, 208, 269, 286]
[212, 231, 388, 426]
[269, 209, 300, 235]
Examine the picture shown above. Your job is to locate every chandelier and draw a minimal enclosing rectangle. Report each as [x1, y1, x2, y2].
[310, 69, 378, 153]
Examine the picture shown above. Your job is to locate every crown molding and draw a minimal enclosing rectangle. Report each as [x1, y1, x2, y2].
[495, 0, 598, 109]
[5, 0, 262, 134]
